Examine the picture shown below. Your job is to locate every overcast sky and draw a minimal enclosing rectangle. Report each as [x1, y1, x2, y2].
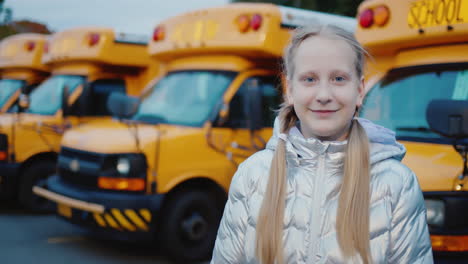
[6, 0, 229, 35]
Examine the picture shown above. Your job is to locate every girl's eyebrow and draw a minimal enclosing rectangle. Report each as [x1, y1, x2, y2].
[296, 69, 354, 77]
[330, 71, 353, 79]
[297, 70, 318, 76]
[330, 69, 352, 75]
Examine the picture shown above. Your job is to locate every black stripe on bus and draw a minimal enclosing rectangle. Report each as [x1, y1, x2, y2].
[114, 40, 147, 46]
[280, 23, 299, 29]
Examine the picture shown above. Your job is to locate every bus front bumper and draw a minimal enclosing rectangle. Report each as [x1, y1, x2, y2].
[34, 175, 165, 241]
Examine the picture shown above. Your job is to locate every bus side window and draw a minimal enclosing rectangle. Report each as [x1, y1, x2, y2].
[223, 80, 248, 128]
[7, 83, 39, 113]
[86, 79, 126, 116]
[221, 76, 281, 128]
[260, 76, 281, 128]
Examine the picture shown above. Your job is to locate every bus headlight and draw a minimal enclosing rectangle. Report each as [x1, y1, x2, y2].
[113, 154, 147, 177]
[425, 199, 445, 227]
[0, 133, 8, 162]
[99, 154, 147, 192]
[116, 157, 131, 174]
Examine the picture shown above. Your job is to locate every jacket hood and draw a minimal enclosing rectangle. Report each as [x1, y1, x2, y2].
[266, 117, 406, 165]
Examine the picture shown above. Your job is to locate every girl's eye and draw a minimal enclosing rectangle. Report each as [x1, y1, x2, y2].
[303, 77, 316, 83]
[334, 76, 346, 82]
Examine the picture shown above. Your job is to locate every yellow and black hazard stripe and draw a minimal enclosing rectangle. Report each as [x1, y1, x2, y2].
[93, 208, 152, 232]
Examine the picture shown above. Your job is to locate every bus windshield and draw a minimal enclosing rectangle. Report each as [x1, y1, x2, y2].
[361, 65, 468, 141]
[0, 79, 25, 108]
[28, 75, 85, 115]
[133, 70, 236, 127]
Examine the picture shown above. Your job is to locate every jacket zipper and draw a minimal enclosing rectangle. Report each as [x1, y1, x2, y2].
[308, 153, 325, 263]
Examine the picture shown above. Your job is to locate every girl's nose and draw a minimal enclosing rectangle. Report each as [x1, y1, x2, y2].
[315, 84, 332, 105]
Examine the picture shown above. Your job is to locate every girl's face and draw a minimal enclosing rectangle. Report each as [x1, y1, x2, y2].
[288, 36, 364, 141]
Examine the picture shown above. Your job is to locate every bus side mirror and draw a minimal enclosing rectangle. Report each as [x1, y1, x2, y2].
[107, 92, 140, 119]
[20, 85, 28, 94]
[210, 100, 229, 126]
[21, 83, 37, 95]
[61, 85, 70, 116]
[18, 94, 30, 111]
[244, 78, 263, 131]
[217, 103, 230, 125]
[426, 99, 468, 139]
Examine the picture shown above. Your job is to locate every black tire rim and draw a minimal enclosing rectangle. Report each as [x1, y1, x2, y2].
[181, 212, 208, 241]
[176, 201, 215, 247]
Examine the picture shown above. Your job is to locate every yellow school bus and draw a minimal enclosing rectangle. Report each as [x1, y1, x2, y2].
[356, 0, 468, 254]
[0, 27, 157, 211]
[0, 33, 49, 113]
[33, 4, 356, 261]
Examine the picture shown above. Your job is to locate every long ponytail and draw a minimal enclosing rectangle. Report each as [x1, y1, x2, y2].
[255, 104, 297, 264]
[337, 119, 371, 263]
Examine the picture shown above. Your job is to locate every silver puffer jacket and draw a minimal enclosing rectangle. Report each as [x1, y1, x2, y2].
[211, 118, 433, 264]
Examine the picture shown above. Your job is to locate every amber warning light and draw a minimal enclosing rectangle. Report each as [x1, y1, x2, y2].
[236, 13, 263, 33]
[24, 41, 35, 52]
[0, 151, 7, 161]
[98, 177, 145, 191]
[359, 5, 390, 28]
[153, 26, 165, 42]
[88, 33, 100, 46]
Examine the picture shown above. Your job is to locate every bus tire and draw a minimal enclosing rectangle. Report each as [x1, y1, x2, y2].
[160, 190, 224, 262]
[18, 161, 55, 213]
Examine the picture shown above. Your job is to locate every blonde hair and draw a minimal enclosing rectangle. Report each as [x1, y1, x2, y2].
[255, 24, 372, 264]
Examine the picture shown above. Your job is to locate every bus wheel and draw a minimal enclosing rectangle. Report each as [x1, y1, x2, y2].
[160, 190, 224, 262]
[18, 161, 55, 213]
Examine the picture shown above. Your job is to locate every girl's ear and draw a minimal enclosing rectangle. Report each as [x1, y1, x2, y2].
[286, 80, 294, 105]
[357, 76, 365, 107]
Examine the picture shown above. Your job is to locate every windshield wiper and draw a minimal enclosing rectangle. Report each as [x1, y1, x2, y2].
[396, 126, 432, 133]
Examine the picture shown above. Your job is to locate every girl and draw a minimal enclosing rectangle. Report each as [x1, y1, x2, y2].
[211, 24, 433, 264]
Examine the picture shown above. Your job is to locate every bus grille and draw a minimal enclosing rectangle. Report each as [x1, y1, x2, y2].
[58, 147, 108, 189]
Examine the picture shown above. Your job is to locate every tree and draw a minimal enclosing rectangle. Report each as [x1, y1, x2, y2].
[0, 1, 52, 40]
[0, 0, 12, 25]
[0, 20, 53, 40]
[231, 0, 363, 17]
[0, 0, 14, 39]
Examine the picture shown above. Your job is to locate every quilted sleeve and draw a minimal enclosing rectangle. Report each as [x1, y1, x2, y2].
[211, 162, 250, 264]
[388, 168, 433, 263]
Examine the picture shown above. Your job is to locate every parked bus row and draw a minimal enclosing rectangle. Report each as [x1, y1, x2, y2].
[0, 27, 158, 211]
[0, 0, 466, 261]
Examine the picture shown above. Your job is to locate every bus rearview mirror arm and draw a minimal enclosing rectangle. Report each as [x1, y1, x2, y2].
[426, 99, 468, 183]
[106, 92, 142, 152]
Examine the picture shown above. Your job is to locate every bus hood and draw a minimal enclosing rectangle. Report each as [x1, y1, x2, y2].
[0, 113, 59, 134]
[0, 114, 15, 133]
[401, 140, 464, 191]
[61, 119, 160, 154]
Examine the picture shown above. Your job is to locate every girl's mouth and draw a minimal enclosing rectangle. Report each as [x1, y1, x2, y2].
[311, 109, 338, 117]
